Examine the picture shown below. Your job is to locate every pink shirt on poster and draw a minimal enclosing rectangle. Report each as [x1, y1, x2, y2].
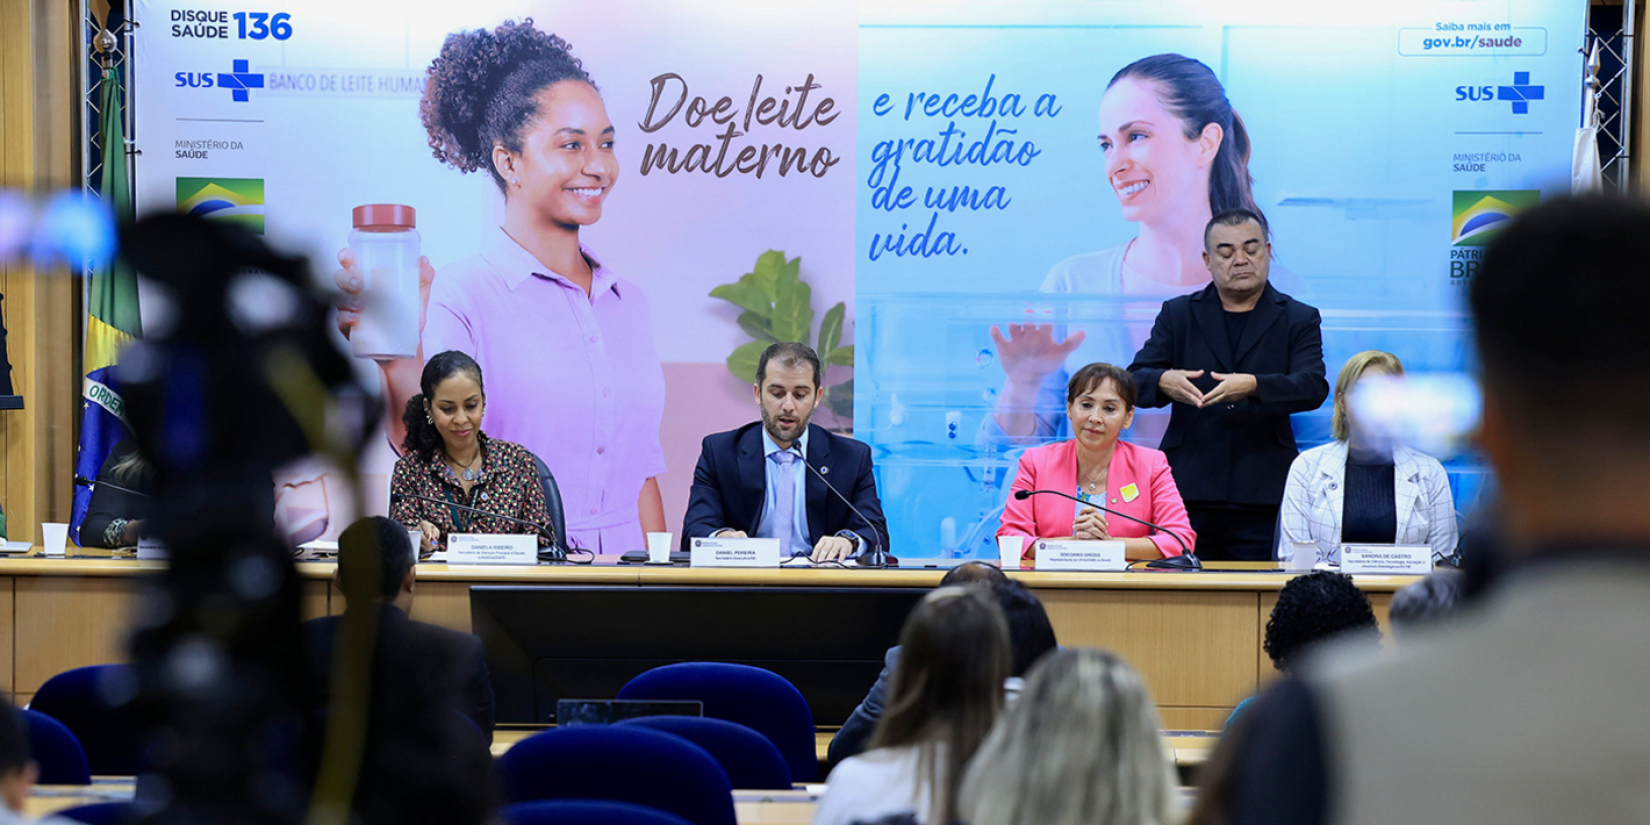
[422, 226, 666, 553]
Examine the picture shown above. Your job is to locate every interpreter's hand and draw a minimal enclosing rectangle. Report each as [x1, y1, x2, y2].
[811, 535, 856, 563]
[1074, 507, 1111, 541]
[991, 323, 1086, 390]
[332, 248, 436, 355]
[417, 520, 441, 554]
[1202, 372, 1258, 406]
[1158, 369, 1206, 407]
[715, 529, 748, 539]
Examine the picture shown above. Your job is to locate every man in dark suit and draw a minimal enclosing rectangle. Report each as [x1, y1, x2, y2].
[303, 516, 496, 823]
[305, 516, 496, 739]
[1129, 209, 1328, 560]
[683, 342, 888, 562]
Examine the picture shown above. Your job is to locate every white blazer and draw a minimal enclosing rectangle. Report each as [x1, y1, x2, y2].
[1279, 441, 1458, 563]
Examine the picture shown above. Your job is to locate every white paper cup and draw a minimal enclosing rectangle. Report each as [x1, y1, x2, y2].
[647, 532, 674, 564]
[408, 529, 425, 556]
[41, 522, 69, 557]
[997, 536, 1024, 569]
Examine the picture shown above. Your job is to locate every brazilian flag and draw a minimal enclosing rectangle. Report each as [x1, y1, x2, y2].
[70, 61, 141, 544]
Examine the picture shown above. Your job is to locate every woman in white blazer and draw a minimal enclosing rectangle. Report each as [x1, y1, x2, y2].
[1280, 351, 1457, 564]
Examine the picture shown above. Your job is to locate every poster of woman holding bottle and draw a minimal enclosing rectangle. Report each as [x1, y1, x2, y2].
[334, 19, 667, 552]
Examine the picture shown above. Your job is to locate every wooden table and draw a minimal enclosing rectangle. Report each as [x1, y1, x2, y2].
[0, 551, 1411, 727]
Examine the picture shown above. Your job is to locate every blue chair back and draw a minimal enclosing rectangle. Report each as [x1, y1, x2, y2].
[496, 726, 735, 825]
[617, 716, 791, 789]
[618, 662, 817, 781]
[54, 802, 136, 825]
[502, 799, 696, 825]
[529, 452, 567, 554]
[22, 709, 91, 785]
[30, 665, 142, 775]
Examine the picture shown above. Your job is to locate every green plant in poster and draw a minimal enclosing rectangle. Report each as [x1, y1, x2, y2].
[710, 250, 854, 420]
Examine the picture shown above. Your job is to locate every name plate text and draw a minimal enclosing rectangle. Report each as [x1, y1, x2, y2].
[447, 533, 538, 565]
[691, 537, 781, 568]
[1341, 544, 1433, 576]
[1035, 539, 1127, 572]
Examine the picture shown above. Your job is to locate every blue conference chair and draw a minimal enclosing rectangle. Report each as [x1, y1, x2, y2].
[501, 799, 696, 825]
[21, 709, 91, 785]
[618, 662, 818, 781]
[529, 451, 567, 555]
[617, 716, 791, 789]
[53, 802, 136, 825]
[496, 726, 736, 825]
[29, 665, 143, 776]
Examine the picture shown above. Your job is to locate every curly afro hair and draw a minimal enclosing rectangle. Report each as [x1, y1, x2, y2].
[420, 19, 594, 192]
[1264, 570, 1381, 672]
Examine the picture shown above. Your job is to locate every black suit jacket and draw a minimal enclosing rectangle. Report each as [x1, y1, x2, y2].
[681, 422, 889, 555]
[1129, 282, 1328, 506]
[827, 645, 899, 769]
[304, 605, 496, 741]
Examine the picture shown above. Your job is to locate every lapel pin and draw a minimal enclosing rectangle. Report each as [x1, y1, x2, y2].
[821, 466, 829, 474]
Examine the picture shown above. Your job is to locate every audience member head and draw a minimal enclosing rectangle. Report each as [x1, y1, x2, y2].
[1471, 196, 1650, 546]
[336, 516, 418, 611]
[872, 586, 1010, 825]
[939, 560, 1009, 588]
[402, 350, 487, 463]
[992, 580, 1059, 678]
[1331, 350, 1404, 443]
[1264, 571, 1381, 673]
[0, 702, 35, 814]
[1388, 569, 1462, 641]
[959, 648, 1174, 825]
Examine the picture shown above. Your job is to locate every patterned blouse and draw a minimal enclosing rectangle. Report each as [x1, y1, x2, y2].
[388, 432, 553, 548]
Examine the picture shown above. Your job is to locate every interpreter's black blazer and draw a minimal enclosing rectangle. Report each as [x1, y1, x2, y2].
[681, 422, 889, 555]
[1129, 282, 1328, 506]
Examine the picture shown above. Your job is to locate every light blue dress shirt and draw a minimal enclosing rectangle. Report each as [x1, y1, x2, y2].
[755, 428, 812, 554]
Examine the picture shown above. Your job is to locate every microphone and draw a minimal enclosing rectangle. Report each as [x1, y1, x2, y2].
[789, 444, 891, 568]
[75, 475, 152, 498]
[1013, 488, 1201, 570]
[388, 491, 570, 562]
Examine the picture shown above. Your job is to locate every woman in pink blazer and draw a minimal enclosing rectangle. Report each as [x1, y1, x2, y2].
[999, 363, 1195, 564]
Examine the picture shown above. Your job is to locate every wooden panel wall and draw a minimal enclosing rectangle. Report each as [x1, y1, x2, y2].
[0, 0, 79, 544]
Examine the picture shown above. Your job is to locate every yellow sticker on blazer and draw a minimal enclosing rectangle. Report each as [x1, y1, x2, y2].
[1120, 483, 1140, 503]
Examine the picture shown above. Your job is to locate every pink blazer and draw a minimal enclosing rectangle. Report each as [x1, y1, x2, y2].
[999, 439, 1196, 561]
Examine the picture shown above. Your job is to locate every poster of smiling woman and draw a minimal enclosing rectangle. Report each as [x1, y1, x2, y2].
[132, 0, 1581, 557]
[133, 0, 857, 550]
[854, 0, 1582, 557]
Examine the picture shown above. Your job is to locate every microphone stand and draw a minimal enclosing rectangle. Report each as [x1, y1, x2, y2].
[1013, 488, 1201, 570]
[789, 444, 891, 568]
[389, 491, 578, 563]
[75, 475, 153, 498]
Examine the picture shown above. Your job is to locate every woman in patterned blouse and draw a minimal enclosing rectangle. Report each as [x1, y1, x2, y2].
[389, 350, 553, 554]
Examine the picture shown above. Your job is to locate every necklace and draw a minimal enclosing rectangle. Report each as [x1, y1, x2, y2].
[1079, 464, 1108, 493]
[445, 450, 483, 482]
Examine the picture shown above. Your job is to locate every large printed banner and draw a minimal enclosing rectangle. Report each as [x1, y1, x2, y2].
[133, 0, 1583, 555]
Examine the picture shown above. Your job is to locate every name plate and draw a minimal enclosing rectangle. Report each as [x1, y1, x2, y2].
[1034, 539, 1127, 572]
[447, 533, 538, 565]
[690, 537, 781, 568]
[137, 538, 168, 560]
[1341, 544, 1433, 576]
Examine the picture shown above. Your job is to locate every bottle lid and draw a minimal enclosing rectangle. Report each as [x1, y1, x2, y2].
[352, 204, 416, 229]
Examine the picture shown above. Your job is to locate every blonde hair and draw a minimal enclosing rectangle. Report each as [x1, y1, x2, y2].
[958, 648, 1174, 825]
[1332, 350, 1405, 442]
